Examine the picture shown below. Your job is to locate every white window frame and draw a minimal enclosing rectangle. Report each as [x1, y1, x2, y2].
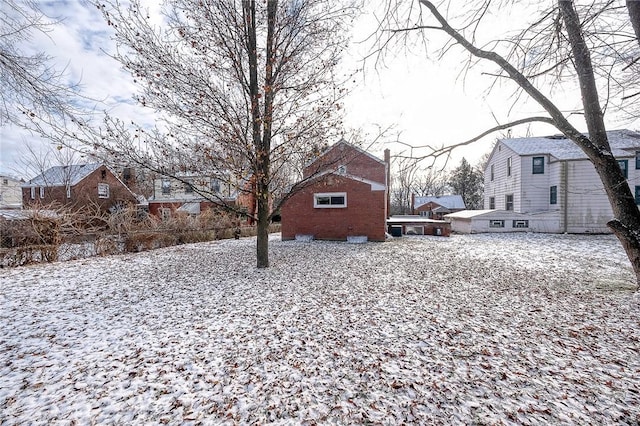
[505, 194, 514, 211]
[161, 179, 171, 195]
[314, 192, 347, 208]
[97, 183, 110, 199]
[513, 220, 529, 228]
[30, 187, 35, 199]
[66, 185, 71, 199]
[489, 219, 504, 228]
[39, 187, 45, 198]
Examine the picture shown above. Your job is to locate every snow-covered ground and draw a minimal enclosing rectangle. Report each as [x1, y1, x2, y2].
[1, 233, 638, 425]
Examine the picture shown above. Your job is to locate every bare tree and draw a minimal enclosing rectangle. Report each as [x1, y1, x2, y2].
[413, 167, 447, 197]
[82, 0, 359, 268]
[390, 154, 421, 214]
[374, 1, 640, 287]
[0, 0, 87, 129]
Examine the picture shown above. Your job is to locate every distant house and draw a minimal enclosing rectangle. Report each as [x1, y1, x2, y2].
[21, 163, 138, 213]
[452, 129, 640, 234]
[0, 175, 24, 209]
[147, 174, 255, 221]
[281, 139, 390, 242]
[413, 194, 466, 219]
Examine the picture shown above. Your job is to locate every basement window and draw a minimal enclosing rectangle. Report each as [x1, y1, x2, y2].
[314, 192, 347, 208]
[489, 219, 504, 228]
[513, 220, 529, 228]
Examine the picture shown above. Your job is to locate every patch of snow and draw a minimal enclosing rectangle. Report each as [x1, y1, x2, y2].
[0, 232, 638, 424]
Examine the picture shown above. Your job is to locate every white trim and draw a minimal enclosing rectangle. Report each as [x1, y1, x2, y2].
[314, 192, 347, 208]
[97, 183, 110, 199]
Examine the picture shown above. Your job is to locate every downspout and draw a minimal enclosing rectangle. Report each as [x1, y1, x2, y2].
[562, 160, 568, 233]
[384, 149, 391, 219]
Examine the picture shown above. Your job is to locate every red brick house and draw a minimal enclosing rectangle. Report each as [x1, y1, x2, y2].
[413, 194, 466, 219]
[22, 163, 138, 213]
[281, 140, 389, 242]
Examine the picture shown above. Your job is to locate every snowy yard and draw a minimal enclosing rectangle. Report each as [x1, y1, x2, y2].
[1, 232, 638, 425]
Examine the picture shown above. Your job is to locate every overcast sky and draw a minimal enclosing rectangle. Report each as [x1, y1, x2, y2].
[1, 0, 638, 179]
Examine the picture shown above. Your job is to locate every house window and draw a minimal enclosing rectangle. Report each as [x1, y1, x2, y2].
[636, 152, 640, 169]
[507, 157, 512, 177]
[532, 157, 545, 174]
[314, 192, 347, 208]
[161, 179, 171, 195]
[159, 207, 171, 220]
[210, 179, 221, 193]
[550, 186, 557, 205]
[505, 194, 514, 211]
[618, 159, 628, 179]
[489, 219, 504, 228]
[184, 180, 193, 193]
[30, 187, 35, 199]
[39, 187, 45, 198]
[2, 179, 7, 185]
[513, 220, 529, 228]
[337, 165, 347, 175]
[490, 164, 494, 181]
[66, 185, 71, 199]
[489, 196, 495, 209]
[636, 186, 640, 205]
[98, 183, 110, 198]
[101, 170, 107, 179]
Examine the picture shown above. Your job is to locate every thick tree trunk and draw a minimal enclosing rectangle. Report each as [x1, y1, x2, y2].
[627, 0, 640, 48]
[560, 0, 640, 287]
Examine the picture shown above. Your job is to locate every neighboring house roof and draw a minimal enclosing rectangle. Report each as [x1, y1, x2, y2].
[22, 163, 103, 187]
[499, 129, 640, 161]
[387, 215, 448, 224]
[415, 195, 466, 210]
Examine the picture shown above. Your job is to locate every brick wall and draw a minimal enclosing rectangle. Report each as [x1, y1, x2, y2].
[281, 175, 386, 241]
[304, 142, 386, 184]
[22, 165, 137, 212]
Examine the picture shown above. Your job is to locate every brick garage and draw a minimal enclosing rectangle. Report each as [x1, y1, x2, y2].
[281, 140, 389, 242]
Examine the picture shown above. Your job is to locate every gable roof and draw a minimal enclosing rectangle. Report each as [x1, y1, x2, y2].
[310, 138, 386, 167]
[23, 163, 103, 187]
[499, 129, 640, 161]
[309, 169, 386, 191]
[415, 194, 466, 210]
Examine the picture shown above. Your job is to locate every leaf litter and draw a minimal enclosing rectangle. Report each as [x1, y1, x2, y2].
[0, 232, 638, 424]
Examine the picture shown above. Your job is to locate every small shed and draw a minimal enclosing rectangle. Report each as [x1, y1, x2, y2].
[386, 215, 451, 237]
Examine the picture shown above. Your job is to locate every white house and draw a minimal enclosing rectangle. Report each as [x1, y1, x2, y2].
[0, 175, 24, 209]
[450, 129, 640, 234]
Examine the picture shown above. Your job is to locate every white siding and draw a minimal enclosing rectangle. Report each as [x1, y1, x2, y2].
[1, 176, 23, 208]
[518, 155, 552, 213]
[564, 160, 614, 233]
[153, 176, 232, 201]
[484, 144, 521, 211]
